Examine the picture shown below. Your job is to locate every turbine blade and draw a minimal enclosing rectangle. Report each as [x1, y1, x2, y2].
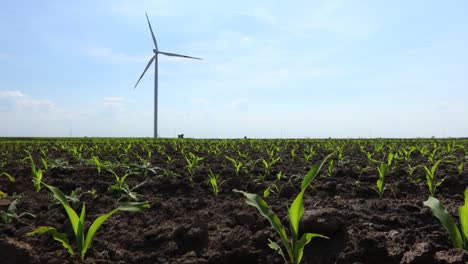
[145, 12, 158, 51]
[159, 51, 202, 60]
[134, 55, 156, 89]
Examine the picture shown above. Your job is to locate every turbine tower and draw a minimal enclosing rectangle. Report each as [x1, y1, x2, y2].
[134, 13, 201, 138]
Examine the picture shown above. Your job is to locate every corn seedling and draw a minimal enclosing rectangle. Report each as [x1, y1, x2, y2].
[326, 159, 334, 177]
[303, 147, 315, 163]
[375, 162, 388, 197]
[225, 155, 244, 177]
[276, 170, 284, 181]
[428, 147, 439, 164]
[366, 152, 378, 164]
[0, 195, 35, 224]
[41, 157, 49, 171]
[184, 152, 204, 184]
[424, 158, 445, 196]
[458, 162, 464, 175]
[290, 146, 298, 160]
[23, 151, 43, 192]
[129, 161, 161, 177]
[207, 169, 224, 197]
[263, 183, 284, 198]
[401, 146, 417, 162]
[424, 187, 468, 249]
[165, 154, 176, 164]
[235, 154, 332, 264]
[0, 171, 14, 182]
[118, 180, 148, 202]
[107, 169, 136, 193]
[336, 145, 345, 161]
[47, 158, 73, 171]
[90, 156, 109, 174]
[56, 187, 97, 206]
[375, 153, 393, 197]
[0, 172, 15, 198]
[28, 183, 149, 260]
[261, 157, 281, 177]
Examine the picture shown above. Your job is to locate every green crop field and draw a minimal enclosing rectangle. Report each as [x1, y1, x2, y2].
[1, 137, 468, 263]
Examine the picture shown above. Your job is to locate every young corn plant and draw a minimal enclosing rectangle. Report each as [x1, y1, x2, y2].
[261, 157, 281, 177]
[424, 158, 446, 196]
[235, 154, 332, 264]
[90, 156, 110, 174]
[0, 195, 36, 224]
[302, 147, 315, 163]
[107, 169, 136, 193]
[225, 155, 244, 177]
[207, 169, 225, 197]
[28, 183, 149, 260]
[47, 158, 74, 172]
[326, 159, 334, 177]
[184, 152, 204, 184]
[23, 151, 43, 192]
[56, 187, 97, 206]
[423, 187, 468, 249]
[0, 172, 15, 197]
[458, 161, 464, 175]
[263, 171, 285, 198]
[374, 153, 393, 197]
[375, 162, 388, 197]
[263, 183, 284, 198]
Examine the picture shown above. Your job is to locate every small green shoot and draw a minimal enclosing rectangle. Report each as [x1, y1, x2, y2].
[28, 183, 149, 260]
[423, 187, 468, 249]
[0, 195, 35, 224]
[235, 153, 332, 264]
[23, 151, 43, 192]
[423, 158, 445, 196]
[207, 169, 224, 197]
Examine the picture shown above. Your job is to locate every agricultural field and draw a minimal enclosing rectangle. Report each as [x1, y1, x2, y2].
[1, 138, 468, 263]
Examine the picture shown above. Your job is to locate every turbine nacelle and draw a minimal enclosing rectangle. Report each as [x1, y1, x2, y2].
[135, 13, 202, 138]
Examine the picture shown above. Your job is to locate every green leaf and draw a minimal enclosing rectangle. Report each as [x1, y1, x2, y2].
[289, 190, 305, 240]
[82, 201, 149, 258]
[301, 153, 333, 190]
[234, 190, 290, 252]
[42, 183, 80, 236]
[77, 204, 86, 256]
[34, 169, 43, 192]
[290, 153, 332, 239]
[28, 226, 75, 255]
[294, 233, 329, 264]
[117, 201, 151, 212]
[0, 172, 15, 182]
[432, 159, 444, 176]
[268, 238, 286, 262]
[424, 196, 463, 249]
[459, 188, 468, 248]
[82, 208, 119, 258]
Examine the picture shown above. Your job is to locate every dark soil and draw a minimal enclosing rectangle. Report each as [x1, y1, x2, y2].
[1, 138, 467, 263]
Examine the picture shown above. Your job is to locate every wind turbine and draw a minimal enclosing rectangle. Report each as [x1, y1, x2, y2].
[134, 13, 201, 138]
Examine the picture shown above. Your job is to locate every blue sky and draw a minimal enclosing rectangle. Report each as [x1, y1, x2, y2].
[1, 0, 467, 138]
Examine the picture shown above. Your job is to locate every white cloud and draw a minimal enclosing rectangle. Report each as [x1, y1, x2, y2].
[0, 90, 55, 110]
[0, 90, 26, 98]
[15, 98, 55, 109]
